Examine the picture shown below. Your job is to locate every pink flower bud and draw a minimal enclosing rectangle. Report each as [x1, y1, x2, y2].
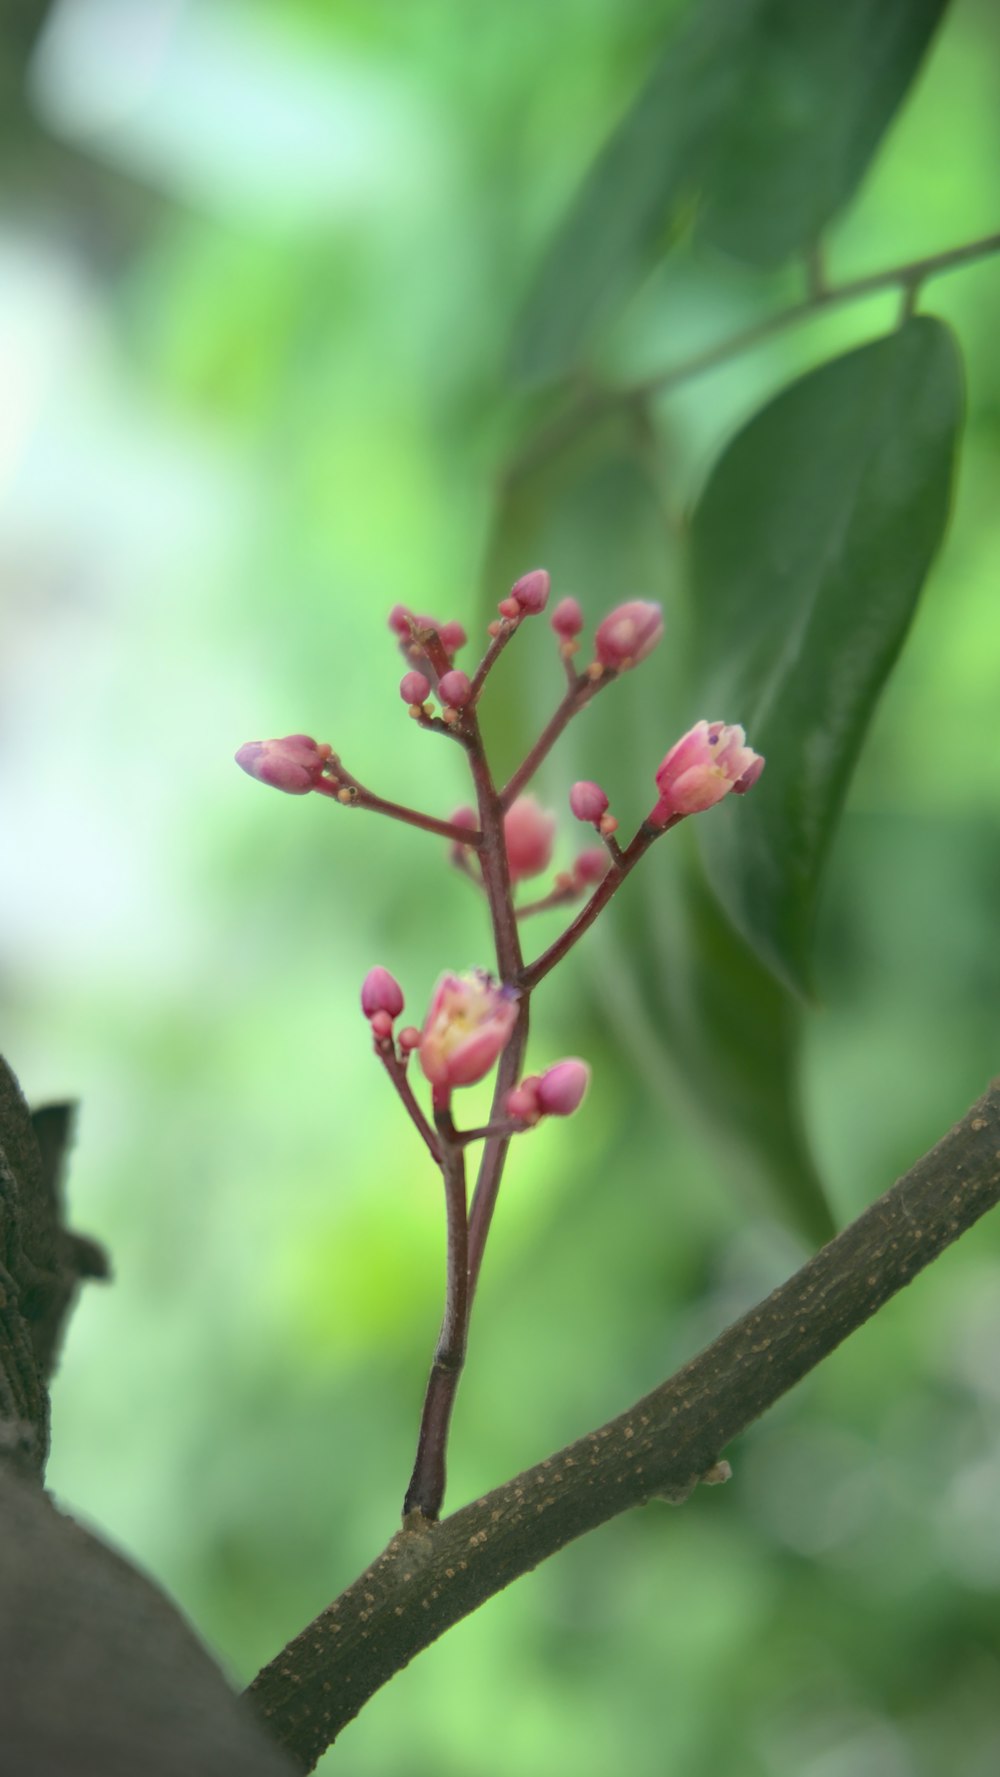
[509, 568, 550, 614]
[400, 670, 431, 705]
[498, 596, 520, 619]
[536, 1058, 590, 1117]
[649, 720, 765, 824]
[235, 734, 331, 795]
[439, 620, 467, 656]
[569, 780, 609, 824]
[551, 597, 584, 639]
[594, 601, 663, 671]
[370, 1009, 394, 1041]
[506, 1078, 542, 1124]
[388, 604, 414, 637]
[450, 804, 478, 836]
[503, 795, 557, 882]
[438, 669, 472, 708]
[361, 966, 405, 1021]
[573, 847, 610, 887]
[398, 1025, 421, 1052]
[419, 971, 519, 1090]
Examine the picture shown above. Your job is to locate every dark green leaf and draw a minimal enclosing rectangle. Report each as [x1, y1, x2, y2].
[601, 810, 835, 1246]
[696, 0, 949, 266]
[512, 0, 948, 380]
[690, 316, 963, 994]
[511, 0, 752, 384]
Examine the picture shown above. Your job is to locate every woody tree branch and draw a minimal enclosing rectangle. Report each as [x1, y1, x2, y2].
[247, 1079, 1000, 1772]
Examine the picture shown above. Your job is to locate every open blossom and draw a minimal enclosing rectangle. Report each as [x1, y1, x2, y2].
[649, 721, 764, 824]
[419, 971, 519, 1091]
[594, 601, 663, 671]
[504, 795, 557, 882]
[235, 734, 331, 794]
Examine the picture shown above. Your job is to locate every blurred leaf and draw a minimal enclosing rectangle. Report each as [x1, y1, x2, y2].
[690, 316, 963, 995]
[511, 0, 751, 384]
[479, 404, 679, 778]
[512, 0, 948, 380]
[695, 0, 949, 266]
[602, 779, 834, 1247]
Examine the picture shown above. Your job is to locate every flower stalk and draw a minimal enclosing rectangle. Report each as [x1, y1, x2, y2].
[237, 585, 764, 1520]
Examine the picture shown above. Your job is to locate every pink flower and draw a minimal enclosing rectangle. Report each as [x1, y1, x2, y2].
[506, 1060, 590, 1123]
[509, 569, 550, 614]
[551, 597, 584, 640]
[235, 734, 331, 794]
[505, 1077, 542, 1124]
[573, 847, 610, 888]
[438, 669, 472, 708]
[419, 972, 519, 1091]
[361, 967, 405, 1021]
[503, 795, 557, 882]
[400, 670, 431, 705]
[438, 621, 467, 656]
[649, 721, 764, 824]
[594, 601, 663, 671]
[536, 1059, 590, 1117]
[569, 781, 609, 824]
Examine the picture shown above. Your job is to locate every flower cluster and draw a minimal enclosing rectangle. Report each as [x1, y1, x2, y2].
[237, 570, 763, 1520]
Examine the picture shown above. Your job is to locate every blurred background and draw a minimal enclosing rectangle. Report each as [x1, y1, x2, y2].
[2, 1, 1000, 1773]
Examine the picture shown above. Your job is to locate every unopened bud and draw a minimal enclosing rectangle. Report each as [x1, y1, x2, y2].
[388, 604, 415, 638]
[370, 1009, 394, 1041]
[594, 601, 663, 671]
[550, 597, 584, 640]
[439, 620, 467, 656]
[438, 669, 473, 708]
[504, 795, 557, 882]
[509, 568, 550, 614]
[506, 1078, 542, 1125]
[498, 597, 520, 619]
[569, 780, 609, 824]
[235, 734, 332, 795]
[398, 1025, 421, 1052]
[536, 1059, 590, 1117]
[573, 848, 610, 887]
[361, 966, 405, 1021]
[400, 670, 431, 705]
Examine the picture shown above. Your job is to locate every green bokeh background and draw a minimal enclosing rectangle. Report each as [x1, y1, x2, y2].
[3, 2, 999, 1772]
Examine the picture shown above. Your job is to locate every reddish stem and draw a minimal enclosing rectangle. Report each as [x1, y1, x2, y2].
[520, 820, 676, 990]
[499, 673, 605, 809]
[403, 1110, 469, 1520]
[375, 1043, 441, 1165]
[315, 778, 481, 847]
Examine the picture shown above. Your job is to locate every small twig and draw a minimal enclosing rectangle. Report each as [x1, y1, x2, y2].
[500, 674, 604, 810]
[521, 819, 676, 990]
[375, 1046, 441, 1165]
[504, 230, 1000, 486]
[514, 880, 581, 920]
[315, 779, 481, 847]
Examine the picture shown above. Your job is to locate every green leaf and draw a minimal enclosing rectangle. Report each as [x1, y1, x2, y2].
[598, 744, 834, 1248]
[512, 0, 753, 384]
[690, 316, 963, 995]
[512, 0, 948, 380]
[696, 0, 949, 267]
